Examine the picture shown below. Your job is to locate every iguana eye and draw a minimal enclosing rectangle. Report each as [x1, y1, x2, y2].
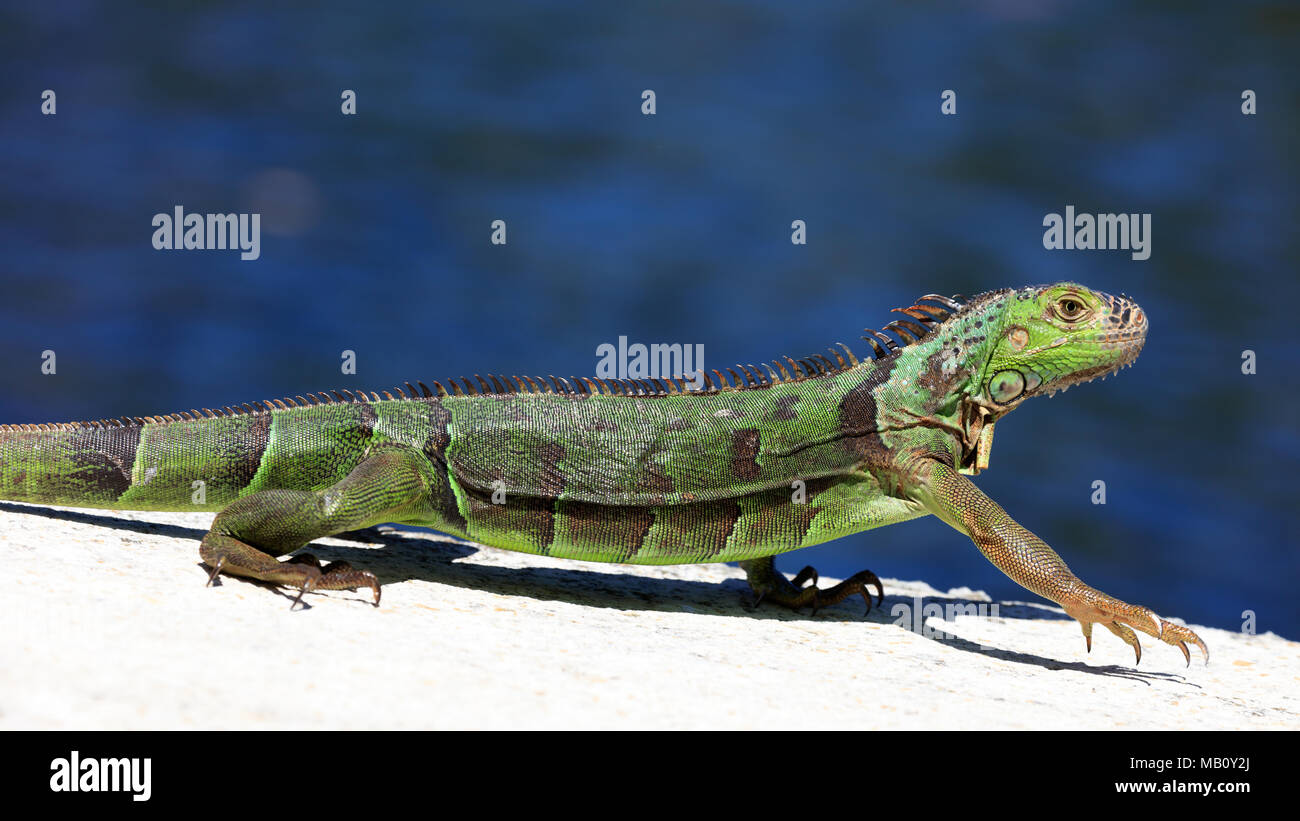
[1053, 297, 1087, 322]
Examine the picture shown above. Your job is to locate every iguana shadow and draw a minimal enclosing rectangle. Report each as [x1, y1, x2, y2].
[1, 503, 1195, 682]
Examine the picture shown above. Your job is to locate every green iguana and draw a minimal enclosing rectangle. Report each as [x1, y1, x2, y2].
[0, 282, 1207, 665]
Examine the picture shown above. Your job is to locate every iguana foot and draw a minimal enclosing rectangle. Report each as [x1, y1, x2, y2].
[198, 448, 430, 607]
[201, 534, 381, 609]
[1062, 584, 1208, 667]
[739, 555, 883, 616]
[283, 553, 382, 609]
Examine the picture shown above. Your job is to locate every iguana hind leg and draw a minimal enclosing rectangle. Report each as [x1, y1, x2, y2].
[740, 555, 883, 616]
[199, 447, 433, 607]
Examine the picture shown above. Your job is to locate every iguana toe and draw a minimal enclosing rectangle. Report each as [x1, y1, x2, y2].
[1158, 621, 1206, 667]
[1102, 620, 1142, 664]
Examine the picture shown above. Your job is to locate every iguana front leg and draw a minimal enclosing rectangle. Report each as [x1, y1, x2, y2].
[907, 457, 1208, 666]
[199, 447, 433, 607]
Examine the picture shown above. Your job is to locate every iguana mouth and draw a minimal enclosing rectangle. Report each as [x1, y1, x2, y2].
[1041, 348, 1141, 398]
[1040, 326, 1146, 398]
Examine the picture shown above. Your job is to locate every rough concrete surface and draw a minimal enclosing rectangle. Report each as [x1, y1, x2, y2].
[1, 501, 1295, 730]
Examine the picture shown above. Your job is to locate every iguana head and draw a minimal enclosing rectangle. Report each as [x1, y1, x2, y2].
[976, 282, 1147, 411]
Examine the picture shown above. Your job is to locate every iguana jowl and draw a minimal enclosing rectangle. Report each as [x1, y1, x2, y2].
[0, 282, 1207, 665]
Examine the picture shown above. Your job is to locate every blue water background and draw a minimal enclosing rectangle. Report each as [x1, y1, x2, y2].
[1, 2, 1296, 637]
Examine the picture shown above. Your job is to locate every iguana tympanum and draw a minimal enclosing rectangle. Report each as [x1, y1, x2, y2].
[0, 282, 1207, 665]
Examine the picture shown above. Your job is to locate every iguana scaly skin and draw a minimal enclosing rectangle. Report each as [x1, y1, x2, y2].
[0, 283, 1207, 665]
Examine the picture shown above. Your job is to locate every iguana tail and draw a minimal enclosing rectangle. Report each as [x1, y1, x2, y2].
[0, 415, 265, 512]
